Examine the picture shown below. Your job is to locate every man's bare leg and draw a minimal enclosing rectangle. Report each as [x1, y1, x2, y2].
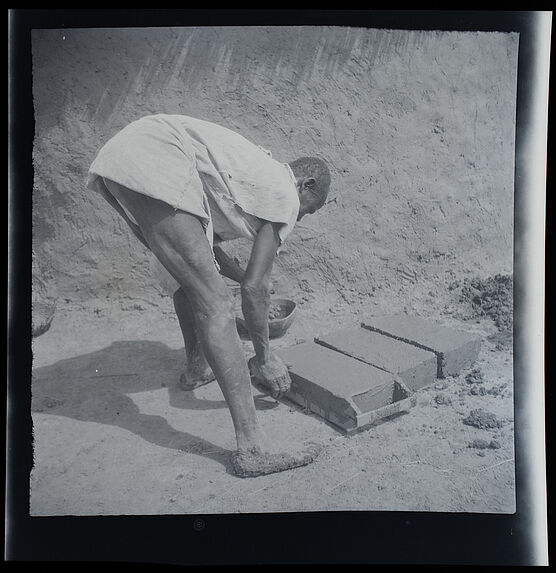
[105, 181, 319, 477]
[173, 288, 216, 390]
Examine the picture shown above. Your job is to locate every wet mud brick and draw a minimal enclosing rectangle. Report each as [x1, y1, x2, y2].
[276, 341, 414, 433]
[315, 326, 437, 392]
[361, 314, 481, 378]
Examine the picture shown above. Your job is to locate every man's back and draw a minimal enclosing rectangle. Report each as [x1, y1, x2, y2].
[89, 114, 299, 234]
[153, 114, 299, 226]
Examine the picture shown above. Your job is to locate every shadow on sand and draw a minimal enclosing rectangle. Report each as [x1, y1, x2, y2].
[31, 340, 278, 472]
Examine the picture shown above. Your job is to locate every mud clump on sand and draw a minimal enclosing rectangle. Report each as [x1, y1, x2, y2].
[433, 393, 452, 406]
[469, 438, 501, 450]
[469, 383, 508, 397]
[485, 384, 507, 397]
[463, 408, 504, 430]
[469, 386, 488, 396]
[450, 274, 513, 331]
[465, 368, 484, 385]
[465, 368, 487, 396]
[464, 369, 507, 397]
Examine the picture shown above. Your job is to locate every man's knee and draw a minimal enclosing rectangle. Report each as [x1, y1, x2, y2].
[194, 291, 235, 327]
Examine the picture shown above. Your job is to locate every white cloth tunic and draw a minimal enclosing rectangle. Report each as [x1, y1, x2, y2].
[87, 114, 300, 252]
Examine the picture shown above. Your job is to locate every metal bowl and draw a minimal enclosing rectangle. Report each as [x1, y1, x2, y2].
[235, 298, 297, 339]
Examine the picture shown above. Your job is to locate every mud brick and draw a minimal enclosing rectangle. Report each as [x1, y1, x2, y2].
[361, 314, 482, 378]
[276, 341, 414, 432]
[315, 326, 437, 392]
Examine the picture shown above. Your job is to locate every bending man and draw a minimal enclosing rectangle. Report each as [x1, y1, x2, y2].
[87, 114, 331, 477]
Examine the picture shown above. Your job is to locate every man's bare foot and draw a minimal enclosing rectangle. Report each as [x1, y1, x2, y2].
[230, 443, 322, 478]
[179, 366, 216, 391]
[248, 355, 291, 399]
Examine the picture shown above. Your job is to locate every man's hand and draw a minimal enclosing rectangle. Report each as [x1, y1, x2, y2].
[248, 354, 291, 399]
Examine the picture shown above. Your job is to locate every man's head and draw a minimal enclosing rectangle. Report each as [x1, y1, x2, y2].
[289, 157, 331, 221]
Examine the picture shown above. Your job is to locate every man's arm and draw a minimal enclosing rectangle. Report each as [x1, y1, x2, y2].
[240, 221, 279, 362]
[241, 221, 291, 398]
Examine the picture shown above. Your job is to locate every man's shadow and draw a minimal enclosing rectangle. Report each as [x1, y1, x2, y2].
[31, 340, 278, 471]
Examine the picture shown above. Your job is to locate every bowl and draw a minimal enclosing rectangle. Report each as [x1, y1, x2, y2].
[235, 298, 297, 339]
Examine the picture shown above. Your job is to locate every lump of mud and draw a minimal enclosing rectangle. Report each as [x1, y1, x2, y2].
[466, 368, 489, 395]
[470, 384, 508, 397]
[465, 368, 484, 385]
[469, 386, 487, 396]
[486, 384, 507, 397]
[434, 393, 452, 406]
[469, 438, 501, 450]
[451, 274, 513, 331]
[462, 408, 504, 430]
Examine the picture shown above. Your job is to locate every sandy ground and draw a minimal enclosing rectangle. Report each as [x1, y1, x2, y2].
[30, 287, 515, 516]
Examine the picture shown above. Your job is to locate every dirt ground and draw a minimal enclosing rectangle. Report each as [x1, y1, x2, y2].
[30, 276, 515, 515]
[29, 26, 518, 516]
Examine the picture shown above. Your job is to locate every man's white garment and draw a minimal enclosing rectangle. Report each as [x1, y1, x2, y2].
[87, 114, 300, 291]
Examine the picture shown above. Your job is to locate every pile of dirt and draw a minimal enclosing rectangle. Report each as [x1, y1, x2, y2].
[469, 438, 501, 450]
[465, 368, 485, 385]
[433, 393, 452, 406]
[463, 368, 509, 397]
[449, 274, 513, 331]
[462, 408, 504, 430]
